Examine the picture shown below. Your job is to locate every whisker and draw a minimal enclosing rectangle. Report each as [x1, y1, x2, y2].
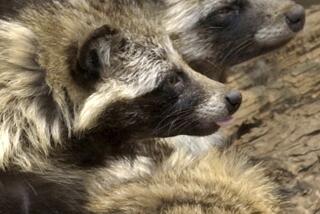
[173, 117, 193, 133]
[224, 41, 255, 64]
[153, 108, 194, 135]
[220, 39, 252, 64]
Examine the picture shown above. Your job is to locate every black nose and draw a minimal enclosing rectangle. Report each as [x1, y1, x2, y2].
[285, 5, 305, 33]
[225, 90, 242, 114]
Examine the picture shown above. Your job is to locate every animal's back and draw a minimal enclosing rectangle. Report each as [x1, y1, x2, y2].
[86, 149, 281, 214]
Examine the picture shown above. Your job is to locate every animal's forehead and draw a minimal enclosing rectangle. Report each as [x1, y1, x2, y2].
[113, 57, 173, 97]
[165, 0, 228, 32]
[200, 0, 233, 9]
[126, 31, 178, 60]
[174, 0, 231, 12]
[120, 45, 173, 75]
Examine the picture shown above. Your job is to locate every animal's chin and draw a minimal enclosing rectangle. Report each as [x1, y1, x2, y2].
[156, 125, 218, 138]
[161, 117, 234, 137]
[257, 37, 293, 51]
[226, 38, 293, 66]
[182, 125, 220, 137]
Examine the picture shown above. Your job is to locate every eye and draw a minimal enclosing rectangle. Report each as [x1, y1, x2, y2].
[159, 71, 185, 95]
[216, 7, 236, 15]
[205, 6, 240, 28]
[217, 5, 240, 17]
[166, 72, 184, 88]
[118, 38, 128, 52]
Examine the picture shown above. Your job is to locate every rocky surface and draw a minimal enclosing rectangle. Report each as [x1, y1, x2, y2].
[226, 6, 320, 213]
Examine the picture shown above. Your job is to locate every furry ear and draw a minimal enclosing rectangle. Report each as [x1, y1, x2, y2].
[73, 25, 118, 86]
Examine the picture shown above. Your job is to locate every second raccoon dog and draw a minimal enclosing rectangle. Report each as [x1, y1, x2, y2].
[162, 0, 306, 80]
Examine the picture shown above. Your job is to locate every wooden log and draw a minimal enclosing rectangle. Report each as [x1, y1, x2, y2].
[225, 5, 320, 213]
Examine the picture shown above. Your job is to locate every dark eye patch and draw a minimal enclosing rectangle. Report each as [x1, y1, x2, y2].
[202, 4, 241, 28]
[117, 38, 129, 52]
[165, 71, 184, 88]
[153, 70, 186, 101]
[215, 7, 236, 15]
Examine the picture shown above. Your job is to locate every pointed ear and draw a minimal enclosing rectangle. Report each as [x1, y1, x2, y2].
[73, 25, 118, 86]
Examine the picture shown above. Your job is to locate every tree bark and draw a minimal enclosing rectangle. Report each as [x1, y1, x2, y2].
[226, 6, 320, 213]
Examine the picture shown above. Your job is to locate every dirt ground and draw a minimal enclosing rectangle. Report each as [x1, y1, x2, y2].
[225, 5, 320, 213]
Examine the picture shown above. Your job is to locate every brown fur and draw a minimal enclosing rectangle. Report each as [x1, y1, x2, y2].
[87, 149, 280, 214]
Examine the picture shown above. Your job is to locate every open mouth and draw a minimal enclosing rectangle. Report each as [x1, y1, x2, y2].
[164, 114, 236, 137]
[215, 116, 234, 127]
[188, 115, 235, 136]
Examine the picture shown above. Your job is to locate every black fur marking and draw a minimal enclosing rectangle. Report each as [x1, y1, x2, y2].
[0, 0, 27, 19]
[60, 132, 173, 168]
[70, 25, 119, 88]
[0, 0, 66, 19]
[0, 172, 88, 214]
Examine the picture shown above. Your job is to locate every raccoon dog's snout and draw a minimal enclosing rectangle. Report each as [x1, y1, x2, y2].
[225, 90, 242, 114]
[285, 4, 305, 33]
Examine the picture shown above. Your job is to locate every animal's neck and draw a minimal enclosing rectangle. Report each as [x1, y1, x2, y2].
[189, 59, 227, 82]
[58, 133, 174, 169]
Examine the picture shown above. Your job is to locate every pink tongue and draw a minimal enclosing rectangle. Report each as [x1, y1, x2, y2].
[216, 116, 234, 127]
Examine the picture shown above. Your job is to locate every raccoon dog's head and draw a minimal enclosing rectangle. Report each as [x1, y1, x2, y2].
[164, 0, 305, 79]
[0, 2, 243, 168]
[70, 25, 242, 139]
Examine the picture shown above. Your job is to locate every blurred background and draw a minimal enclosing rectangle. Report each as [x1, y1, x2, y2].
[297, 0, 319, 7]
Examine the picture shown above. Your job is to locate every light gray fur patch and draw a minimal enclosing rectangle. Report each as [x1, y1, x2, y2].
[168, 133, 229, 156]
